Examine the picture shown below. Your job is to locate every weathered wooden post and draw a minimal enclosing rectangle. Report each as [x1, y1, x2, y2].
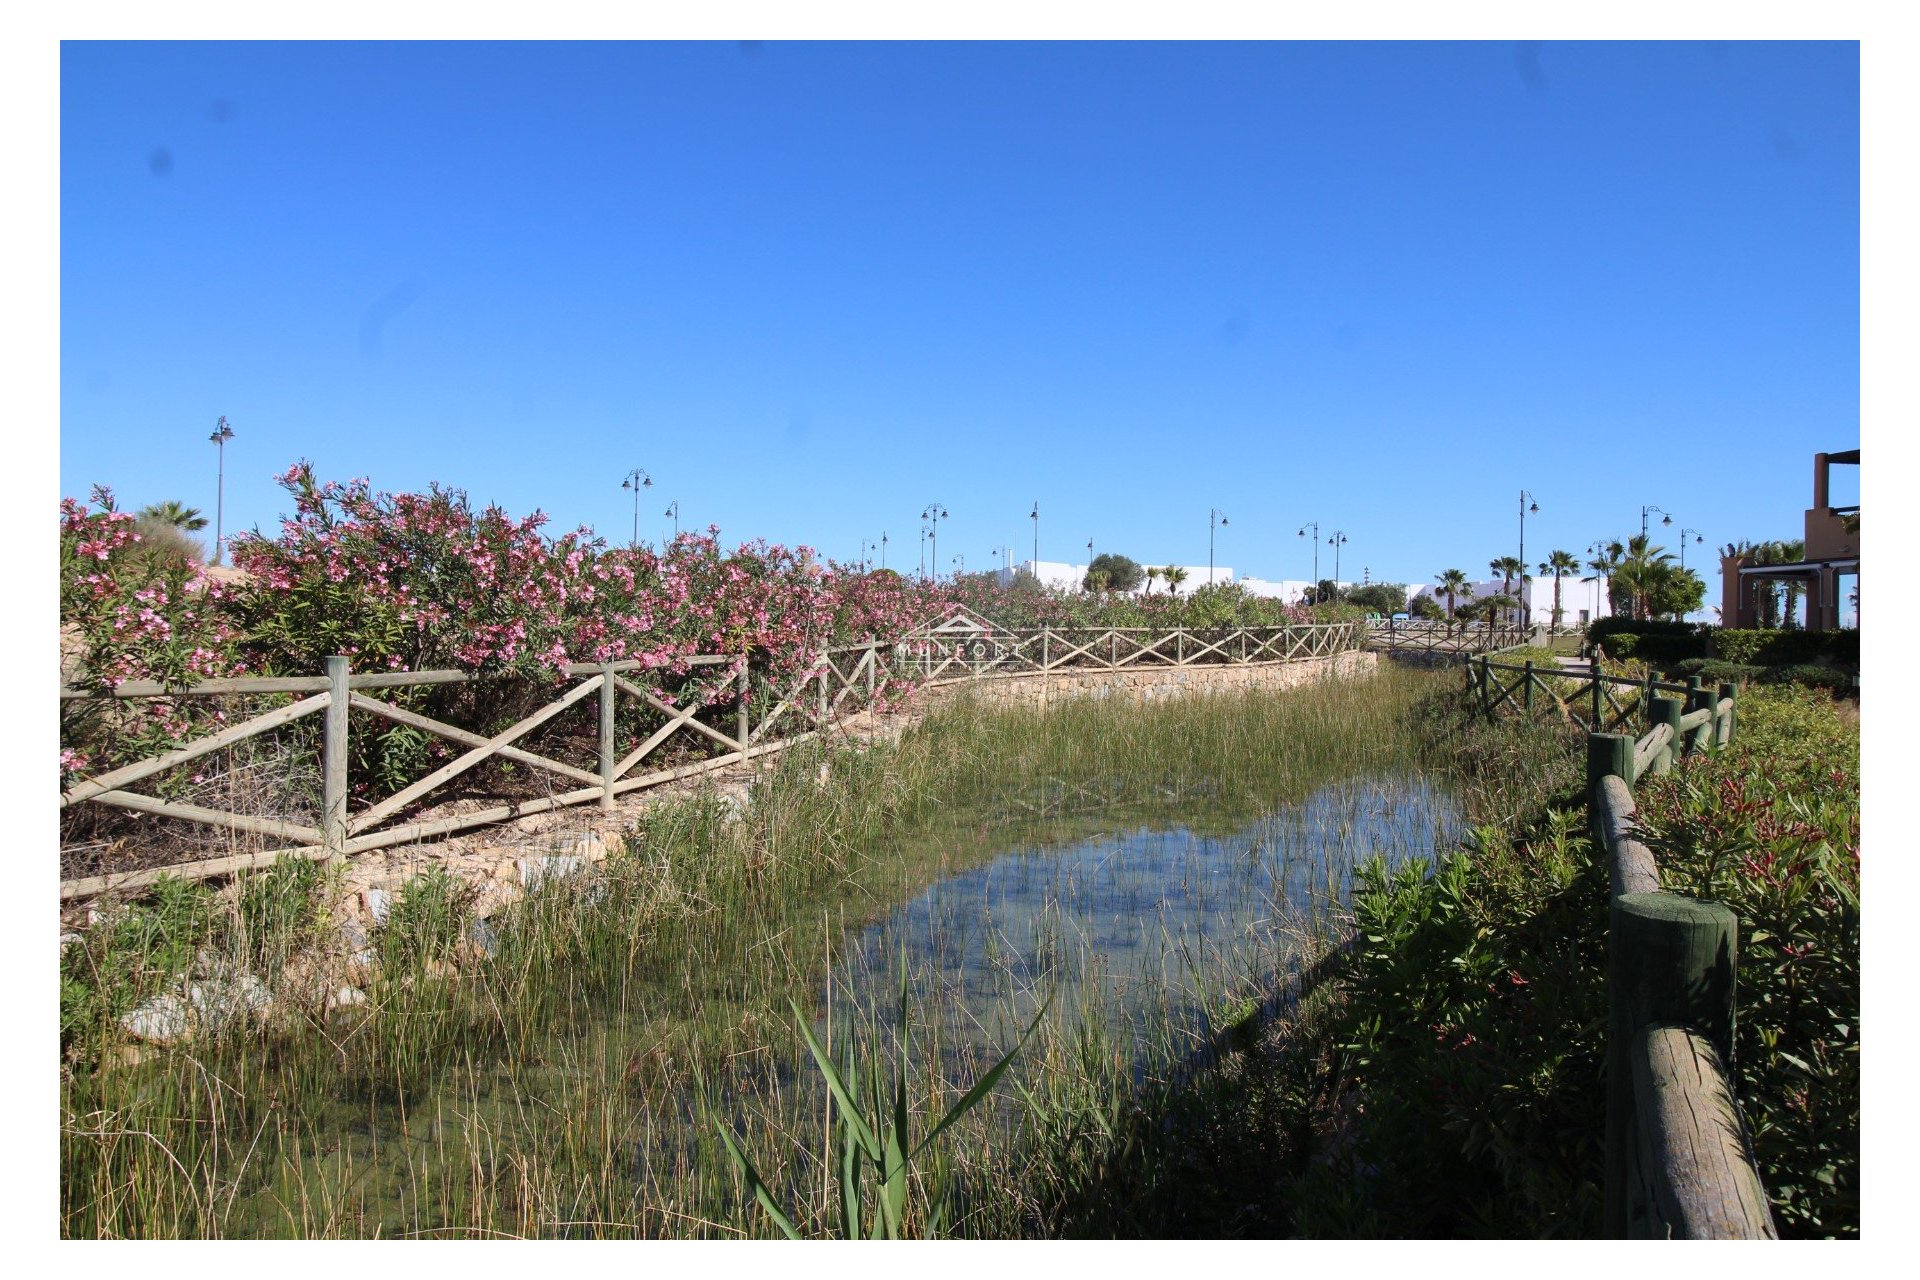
[1591, 655, 1605, 729]
[1523, 659, 1535, 715]
[1718, 682, 1738, 747]
[817, 657, 829, 724]
[1649, 697, 1684, 775]
[865, 642, 876, 701]
[737, 655, 751, 747]
[599, 663, 616, 811]
[1606, 891, 1740, 1236]
[323, 655, 350, 862]
[1177, 626, 1185, 665]
[1588, 732, 1635, 829]
[1042, 627, 1050, 672]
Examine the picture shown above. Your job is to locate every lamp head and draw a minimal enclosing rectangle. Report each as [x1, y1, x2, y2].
[1662, 513, 1672, 526]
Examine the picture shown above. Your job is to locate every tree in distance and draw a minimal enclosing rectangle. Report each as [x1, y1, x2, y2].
[1084, 553, 1143, 593]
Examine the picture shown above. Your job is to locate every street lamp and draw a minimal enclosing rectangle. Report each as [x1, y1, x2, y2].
[880, 530, 888, 572]
[921, 502, 948, 582]
[1327, 530, 1349, 592]
[1518, 490, 1540, 624]
[1640, 504, 1671, 541]
[1297, 522, 1320, 599]
[951, 553, 965, 577]
[663, 500, 680, 541]
[208, 416, 234, 566]
[1030, 501, 1039, 571]
[1209, 509, 1228, 587]
[620, 468, 652, 547]
[1677, 528, 1705, 574]
[1588, 538, 1615, 619]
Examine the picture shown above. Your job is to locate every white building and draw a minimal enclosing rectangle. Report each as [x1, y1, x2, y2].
[1406, 575, 1614, 627]
[998, 560, 1242, 594]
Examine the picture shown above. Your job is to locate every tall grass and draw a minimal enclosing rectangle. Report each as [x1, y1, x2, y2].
[61, 664, 1454, 1238]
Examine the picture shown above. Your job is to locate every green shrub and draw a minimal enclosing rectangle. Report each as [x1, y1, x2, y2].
[1712, 629, 1858, 669]
[1667, 658, 1767, 685]
[1635, 684, 1859, 1236]
[1759, 664, 1855, 694]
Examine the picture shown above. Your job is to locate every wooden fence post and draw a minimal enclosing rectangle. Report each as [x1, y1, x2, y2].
[1606, 891, 1740, 1236]
[738, 656, 750, 747]
[1649, 697, 1684, 775]
[818, 658, 829, 724]
[323, 655, 350, 862]
[599, 663, 616, 811]
[1523, 659, 1535, 714]
[1591, 655, 1605, 729]
[1684, 677, 1713, 758]
[1718, 682, 1738, 747]
[1588, 731, 1635, 844]
[865, 643, 877, 701]
[1042, 628, 1050, 673]
[1177, 626, 1185, 665]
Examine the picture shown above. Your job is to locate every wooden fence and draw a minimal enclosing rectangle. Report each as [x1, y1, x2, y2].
[1362, 618, 1535, 657]
[1579, 674, 1773, 1237]
[59, 643, 886, 901]
[60, 616, 1368, 900]
[1467, 653, 1738, 737]
[898, 620, 1366, 684]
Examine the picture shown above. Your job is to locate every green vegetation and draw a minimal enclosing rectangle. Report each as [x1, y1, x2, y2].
[1252, 679, 1859, 1237]
[1082, 553, 1143, 593]
[61, 665, 1445, 1239]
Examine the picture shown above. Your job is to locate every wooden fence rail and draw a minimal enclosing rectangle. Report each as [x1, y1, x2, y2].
[1467, 652, 1736, 739]
[60, 641, 887, 901]
[1584, 685, 1775, 1239]
[60, 617, 1367, 901]
[896, 621, 1365, 684]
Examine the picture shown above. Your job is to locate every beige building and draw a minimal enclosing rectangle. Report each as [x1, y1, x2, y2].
[1720, 448, 1858, 631]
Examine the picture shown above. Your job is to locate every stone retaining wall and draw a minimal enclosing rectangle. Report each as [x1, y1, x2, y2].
[920, 648, 1378, 708]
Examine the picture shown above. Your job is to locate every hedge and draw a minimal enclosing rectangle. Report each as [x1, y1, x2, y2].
[1712, 628, 1859, 669]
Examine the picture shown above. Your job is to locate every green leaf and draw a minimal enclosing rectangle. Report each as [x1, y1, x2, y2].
[714, 1122, 802, 1240]
[911, 994, 1053, 1162]
[788, 996, 883, 1161]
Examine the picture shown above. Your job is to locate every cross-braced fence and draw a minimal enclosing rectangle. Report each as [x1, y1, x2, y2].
[59, 609, 1369, 901]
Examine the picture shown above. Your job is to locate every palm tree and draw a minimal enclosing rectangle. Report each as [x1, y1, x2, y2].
[1540, 550, 1580, 629]
[1585, 540, 1626, 616]
[1611, 535, 1675, 621]
[139, 500, 208, 532]
[1435, 568, 1472, 621]
[1162, 566, 1188, 596]
[1144, 566, 1161, 596]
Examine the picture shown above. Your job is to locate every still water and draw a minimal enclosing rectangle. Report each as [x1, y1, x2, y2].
[827, 772, 1466, 1070]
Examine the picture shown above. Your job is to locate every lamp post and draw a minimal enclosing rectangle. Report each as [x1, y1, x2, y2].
[880, 531, 888, 572]
[1640, 505, 1671, 541]
[858, 538, 873, 571]
[1517, 490, 1539, 625]
[208, 416, 234, 566]
[951, 553, 965, 577]
[921, 502, 948, 582]
[620, 468, 652, 548]
[1677, 527, 1705, 574]
[1327, 530, 1349, 593]
[990, 545, 1012, 582]
[1588, 538, 1614, 619]
[1297, 522, 1319, 600]
[1030, 501, 1039, 572]
[1209, 509, 1228, 587]
[663, 500, 680, 541]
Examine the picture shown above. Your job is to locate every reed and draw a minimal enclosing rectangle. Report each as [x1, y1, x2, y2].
[61, 664, 1456, 1238]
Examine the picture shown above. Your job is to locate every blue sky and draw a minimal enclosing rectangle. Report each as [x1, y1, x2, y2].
[60, 40, 1860, 591]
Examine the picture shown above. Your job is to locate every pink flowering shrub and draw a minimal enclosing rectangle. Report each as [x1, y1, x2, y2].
[60, 488, 245, 778]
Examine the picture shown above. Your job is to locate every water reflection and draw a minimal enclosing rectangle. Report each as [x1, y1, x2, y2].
[830, 774, 1464, 1066]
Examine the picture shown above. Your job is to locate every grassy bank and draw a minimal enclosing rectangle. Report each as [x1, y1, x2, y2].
[62, 663, 1449, 1238]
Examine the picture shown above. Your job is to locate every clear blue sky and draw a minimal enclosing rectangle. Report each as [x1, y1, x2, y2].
[60, 40, 1859, 591]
